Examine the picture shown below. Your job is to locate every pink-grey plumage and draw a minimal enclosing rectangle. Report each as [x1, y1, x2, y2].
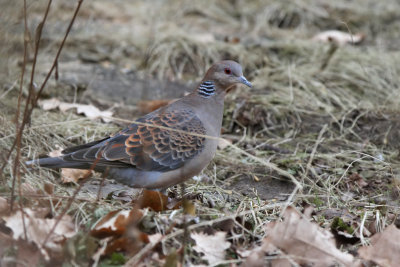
[26, 60, 252, 189]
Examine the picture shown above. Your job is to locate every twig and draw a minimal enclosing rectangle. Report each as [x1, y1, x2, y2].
[33, 0, 83, 105]
[359, 211, 369, 246]
[253, 143, 292, 154]
[20, 0, 85, 248]
[319, 43, 338, 71]
[96, 168, 109, 202]
[304, 124, 327, 178]
[10, 0, 52, 212]
[0, 0, 83, 188]
[181, 182, 188, 266]
[0, 193, 105, 202]
[12, 0, 30, 238]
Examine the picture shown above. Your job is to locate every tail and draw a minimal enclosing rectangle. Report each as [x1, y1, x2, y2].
[25, 157, 91, 170]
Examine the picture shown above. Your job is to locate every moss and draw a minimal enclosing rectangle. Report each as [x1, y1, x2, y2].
[311, 197, 324, 208]
[331, 217, 354, 234]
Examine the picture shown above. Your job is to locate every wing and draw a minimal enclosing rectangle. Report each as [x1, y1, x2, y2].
[61, 137, 109, 154]
[63, 108, 206, 172]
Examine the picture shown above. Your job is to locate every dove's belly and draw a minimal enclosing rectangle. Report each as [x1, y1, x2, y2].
[108, 137, 218, 189]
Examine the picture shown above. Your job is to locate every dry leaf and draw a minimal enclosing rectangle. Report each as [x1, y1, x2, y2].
[191, 231, 231, 265]
[3, 208, 76, 260]
[39, 98, 113, 122]
[103, 234, 146, 256]
[0, 232, 13, 260]
[312, 30, 364, 45]
[60, 168, 92, 183]
[0, 197, 9, 214]
[135, 190, 169, 212]
[21, 182, 37, 195]
[72, 104, 113, 122]
[348, 173, 368, 188]
[263, 206, 356, 267]
[92, 237, 111, 266]
[91, 208, 147, 256]
[48, 147, 63, 157]
[91, 209, 143, 238]
[14, 239, 42, 267]
[134, 190, 182, 211]
[217, 138, 232, 150]
[358, 224, 400, 267]
[40, 98, 61, 110]
[49, 148, 93, 183]
[43, 183, 54, 195]
[0, 232, 41, 266]
[241, 247, 266, 267]
[147, 233, 163, 245]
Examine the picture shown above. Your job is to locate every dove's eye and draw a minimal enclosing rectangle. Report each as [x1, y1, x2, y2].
[224, 68, 232, 75]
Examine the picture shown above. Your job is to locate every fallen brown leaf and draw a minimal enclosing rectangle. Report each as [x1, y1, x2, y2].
[312, 30, 365, 45]
[103, 233, 146, 256]
[91, 208, 151, 257]
[240, 246, 265, 267]
[39, 97, 61, 110]
[39, 98, 113, 122]
[91, 208, 143, 238]
[191, 231, 231, 265]
[21, 182, 37, 195]
[61, 168, 92, 183]
[0, 232, 13, 258]
[135, 190, 169, 212]
[3, 208, 76, 260]
[44, 183, 54, 195]
[14, 239, 42, 267]
[147, 233, 163, 245]
[92, 237, 111, 266]
[0, 197, 8, 214]
[358, 224, 400, 267]
[217, 138, 232, 150]
[48, 147, 63, 157]
[49, 148, 93, 183]
[348, 173, 368, 189]
[262, 206, 356, 267]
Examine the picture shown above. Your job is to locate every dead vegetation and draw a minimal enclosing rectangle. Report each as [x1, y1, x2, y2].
[1, 0, 400, 266]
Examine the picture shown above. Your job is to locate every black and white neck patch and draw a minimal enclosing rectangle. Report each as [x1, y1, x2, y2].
[198, 81, 215, 98]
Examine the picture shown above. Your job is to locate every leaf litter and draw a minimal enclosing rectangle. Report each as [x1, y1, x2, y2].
[39, 98, 113, 122]
[358, 224, 400, 267]
[3, 208, 76, 260]
[191, 231, 231, 265]
[244, 206, 358, 267]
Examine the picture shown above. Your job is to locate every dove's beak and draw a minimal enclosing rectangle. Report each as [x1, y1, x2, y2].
[239, 76, 252, 88]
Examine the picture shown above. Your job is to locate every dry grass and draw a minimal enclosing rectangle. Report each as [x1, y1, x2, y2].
[1, 0, 400, 265]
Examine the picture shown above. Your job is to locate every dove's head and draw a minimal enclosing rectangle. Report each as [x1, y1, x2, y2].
[201, 61, 252, 94]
